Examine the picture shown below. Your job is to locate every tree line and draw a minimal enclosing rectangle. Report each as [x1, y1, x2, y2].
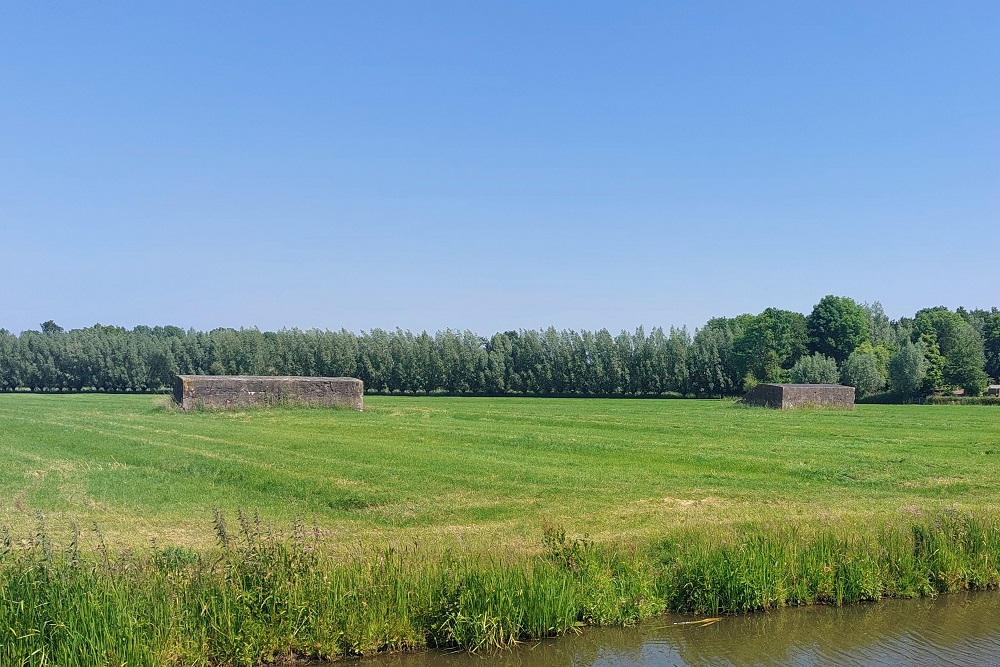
[2, 296, 998, 399]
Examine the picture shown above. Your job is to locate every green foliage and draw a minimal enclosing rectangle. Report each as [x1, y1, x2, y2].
[690, 318, 742, 396]
[689, 325, 731, 397]
[917, 334, 946, 392]
[863, 301, 895, 348]
[40, 319, 64, 335]
[0, 329, 20, 391]
[984, 311, 1000, 382]
[888, 340, 928, 399]
[790, 352, 840, 384]
[853, 341, 891, 375]
[0, 298, 989, 400]
[913, 306, 967, 356]
[911, 306, 990, 394]
[840, 348, 887, 398]
[945, 324, 989, 395]
[734, 308, 809, 384]
[807, 295, 870, 364]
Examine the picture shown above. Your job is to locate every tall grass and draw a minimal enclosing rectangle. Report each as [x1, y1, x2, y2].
[2, 511, 999, 666]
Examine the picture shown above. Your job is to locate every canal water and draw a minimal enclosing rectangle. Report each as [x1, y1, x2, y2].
[364, 592, 1000, 667]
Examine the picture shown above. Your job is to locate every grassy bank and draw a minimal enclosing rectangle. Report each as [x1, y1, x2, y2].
[2, 394, 999, 550]
[3, 511, 999, 666]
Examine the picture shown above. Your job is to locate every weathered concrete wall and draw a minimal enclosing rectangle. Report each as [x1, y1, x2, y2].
[743, 383, 855, 409]
[742, 383, 785, 408]
[173, 375, 363, 411]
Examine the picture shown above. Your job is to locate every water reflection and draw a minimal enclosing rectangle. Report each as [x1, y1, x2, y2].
[364, 592, 1000, 667]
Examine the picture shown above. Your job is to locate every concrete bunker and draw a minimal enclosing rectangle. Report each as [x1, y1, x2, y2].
[173, 375, 364, 411]
[743, 383, 855, 409]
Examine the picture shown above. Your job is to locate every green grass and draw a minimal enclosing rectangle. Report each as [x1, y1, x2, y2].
[2, 394, 1000, 664]
[1, 394, 999, 550]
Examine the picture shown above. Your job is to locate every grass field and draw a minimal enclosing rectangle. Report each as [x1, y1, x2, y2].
[1, 393, 998, 550]
[3, 394, 1000, 664]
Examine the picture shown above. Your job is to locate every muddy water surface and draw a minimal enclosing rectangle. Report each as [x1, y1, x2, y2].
[362, 592, 1000, 667]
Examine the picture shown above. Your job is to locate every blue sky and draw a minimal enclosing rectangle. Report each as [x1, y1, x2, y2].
[2, 2, 997, 335]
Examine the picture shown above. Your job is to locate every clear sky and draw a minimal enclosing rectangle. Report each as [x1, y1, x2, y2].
[2, 2, 997, 336]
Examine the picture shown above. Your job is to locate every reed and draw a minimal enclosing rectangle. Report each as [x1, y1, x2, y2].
[2, 511, 998, 666]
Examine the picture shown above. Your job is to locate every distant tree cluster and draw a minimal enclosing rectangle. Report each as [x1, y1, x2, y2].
[1, 298, 997, 399]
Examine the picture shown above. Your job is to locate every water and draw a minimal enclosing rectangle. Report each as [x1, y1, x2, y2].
[363, 593, 1000, 667]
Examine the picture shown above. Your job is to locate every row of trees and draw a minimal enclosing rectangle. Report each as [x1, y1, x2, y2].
[2, 297, 998, 398]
